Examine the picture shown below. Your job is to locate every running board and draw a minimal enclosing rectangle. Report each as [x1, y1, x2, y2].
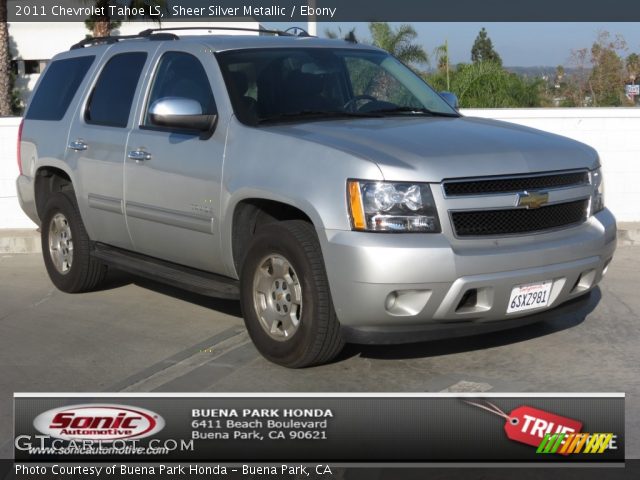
[91, 243, 239, 300]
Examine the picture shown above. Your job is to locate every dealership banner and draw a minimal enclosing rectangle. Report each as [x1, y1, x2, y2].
[6, 0, 640, 22]
[14, 393, 624, 465]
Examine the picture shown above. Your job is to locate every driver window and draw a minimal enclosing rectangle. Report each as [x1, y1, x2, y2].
[144, 51, 216, 126]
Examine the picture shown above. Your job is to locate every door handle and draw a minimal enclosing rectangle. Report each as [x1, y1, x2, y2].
[127, 150, 152, 163]
[68, 140, 88, 151]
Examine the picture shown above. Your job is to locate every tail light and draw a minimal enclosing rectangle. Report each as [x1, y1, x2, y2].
[17, 118, 24, 175]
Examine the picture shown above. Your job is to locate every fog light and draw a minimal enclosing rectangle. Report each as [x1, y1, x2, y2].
[385, 292, 398, 310]
[384, 290, 431, 316]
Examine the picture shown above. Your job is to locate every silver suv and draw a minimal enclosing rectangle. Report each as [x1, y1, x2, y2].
[17, 28, 616, 367]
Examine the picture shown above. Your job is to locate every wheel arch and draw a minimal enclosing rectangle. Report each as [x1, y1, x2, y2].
[228, 195, 321, 278]
[34, 166, 76, 221]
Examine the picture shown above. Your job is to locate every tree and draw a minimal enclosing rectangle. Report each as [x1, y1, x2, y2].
[433, 40, 450, 90]
[452, 62, 540, 108]
[368, 23, 428, 68]
[627, 53, 640, 83]
[85, 14, 121, 38]
[471, 27, 502, 65]
[563, 47, 591, 106]
[588, 31, 626, 106]
[85, 0, 166, 38]
[324, 27, 357, 43]
[0, 0, 12, 116]
[425, 62, 542, 108]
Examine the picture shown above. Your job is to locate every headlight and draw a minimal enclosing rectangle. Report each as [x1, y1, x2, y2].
[589, 168, 605, 215]
[347, 180, 441, 232]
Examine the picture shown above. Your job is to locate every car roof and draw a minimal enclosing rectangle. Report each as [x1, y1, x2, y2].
[66, 32, 383, 55]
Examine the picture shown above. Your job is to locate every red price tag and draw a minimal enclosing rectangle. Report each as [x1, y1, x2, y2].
[466, 401, 583, 454]
[505, 406, 582, 451]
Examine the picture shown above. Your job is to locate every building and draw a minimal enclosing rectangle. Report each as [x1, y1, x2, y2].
[8, 20, 261, 108]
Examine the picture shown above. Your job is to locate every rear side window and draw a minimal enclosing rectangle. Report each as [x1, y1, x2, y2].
[26, 56, 95, 121]
[86, 52, 147, 128]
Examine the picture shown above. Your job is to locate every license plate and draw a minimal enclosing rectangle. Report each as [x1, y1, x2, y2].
[507, 280, 552, 313]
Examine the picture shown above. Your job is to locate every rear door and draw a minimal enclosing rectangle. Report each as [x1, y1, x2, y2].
[21, 52, 98, 220]
[66, 44, 157, 249]
[123, 44, 227, 273]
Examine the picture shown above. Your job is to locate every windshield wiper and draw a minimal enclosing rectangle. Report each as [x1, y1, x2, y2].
[258, 110, 383, 124]
[370, 106, 459, 117]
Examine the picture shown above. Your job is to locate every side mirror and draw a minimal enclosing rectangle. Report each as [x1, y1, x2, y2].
[148, 97, 217, 133]
[440, 91, 459, 109]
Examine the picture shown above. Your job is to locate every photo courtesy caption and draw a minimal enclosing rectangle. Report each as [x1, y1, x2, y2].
[15, 464, 334, 477]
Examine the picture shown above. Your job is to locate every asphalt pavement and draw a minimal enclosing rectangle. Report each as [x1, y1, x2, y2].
[0, 247, 638, 459]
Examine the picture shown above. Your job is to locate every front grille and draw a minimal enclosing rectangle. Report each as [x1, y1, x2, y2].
[444, 171, 589, 196]
[451, 199, 589, 237]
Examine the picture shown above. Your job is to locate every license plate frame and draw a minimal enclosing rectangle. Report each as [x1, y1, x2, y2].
[506, 280, 553, 314]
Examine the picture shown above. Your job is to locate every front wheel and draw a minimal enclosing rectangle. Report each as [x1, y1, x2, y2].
[240, 220, 344, 368]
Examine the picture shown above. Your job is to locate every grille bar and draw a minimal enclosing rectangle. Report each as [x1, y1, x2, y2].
[451, 199, 589, 237]
[444, 171, 589, 197]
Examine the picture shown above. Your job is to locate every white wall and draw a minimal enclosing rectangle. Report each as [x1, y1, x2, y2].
[1, 108, 639, 229]
[0, 117, 34, 228]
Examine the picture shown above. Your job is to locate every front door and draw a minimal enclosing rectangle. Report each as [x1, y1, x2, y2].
[124, 46, 226, 273]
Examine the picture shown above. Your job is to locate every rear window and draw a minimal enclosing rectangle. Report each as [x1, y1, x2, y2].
[25, 56, 95, 121]
[85, 52, 147, 128]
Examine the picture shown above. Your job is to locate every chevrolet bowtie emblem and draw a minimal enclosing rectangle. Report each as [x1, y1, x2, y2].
[516, 190, 549, 209]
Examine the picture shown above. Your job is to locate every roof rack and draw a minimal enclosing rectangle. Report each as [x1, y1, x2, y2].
[137, 26, 307, 37]
[70, 25, 313, 50]
[70, 31, 178, 50]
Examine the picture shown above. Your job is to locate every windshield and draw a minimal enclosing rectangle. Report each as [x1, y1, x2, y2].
[216, 47, 459, 125]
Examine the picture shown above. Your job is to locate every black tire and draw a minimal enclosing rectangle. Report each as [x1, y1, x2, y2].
[41, 192, 108, 293]
[240, 220, 344, 368]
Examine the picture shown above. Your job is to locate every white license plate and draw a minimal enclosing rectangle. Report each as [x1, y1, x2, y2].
[506, 280, 553, 313]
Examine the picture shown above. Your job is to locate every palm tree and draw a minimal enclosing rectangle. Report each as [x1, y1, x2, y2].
[0, 0, 12, 116]
[368, 23, 428, 69]
[433, 40, 450, 90]
[324, 27, 357, 43]
[85, 0, 166, 38]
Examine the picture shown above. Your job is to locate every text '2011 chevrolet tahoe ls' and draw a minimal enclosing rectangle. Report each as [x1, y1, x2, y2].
[16, 29, 616, 367]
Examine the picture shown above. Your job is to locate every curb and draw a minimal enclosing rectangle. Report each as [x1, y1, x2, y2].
[1, 225, 639, 255]
[0, 229, 41, 254]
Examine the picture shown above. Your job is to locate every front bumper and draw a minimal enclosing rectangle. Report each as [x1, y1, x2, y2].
[341, 290, 596, 344]
[321, 209, 616, 342]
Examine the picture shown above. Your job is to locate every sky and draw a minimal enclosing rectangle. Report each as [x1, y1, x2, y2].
[264, 22, 640, 67]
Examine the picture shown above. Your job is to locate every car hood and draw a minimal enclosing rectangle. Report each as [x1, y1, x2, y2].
[265, 116, 598, 182]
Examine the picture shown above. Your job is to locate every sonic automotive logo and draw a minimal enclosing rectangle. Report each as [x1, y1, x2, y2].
[33, 404, 165, 441]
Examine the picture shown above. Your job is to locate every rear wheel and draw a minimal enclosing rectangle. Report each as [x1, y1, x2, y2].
[41, 192, 107, 293]
[240, 220, 344, 368]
